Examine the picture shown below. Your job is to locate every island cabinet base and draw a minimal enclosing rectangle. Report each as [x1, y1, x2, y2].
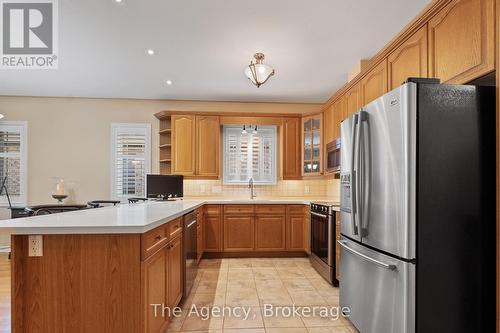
[11, 227, 184, 333]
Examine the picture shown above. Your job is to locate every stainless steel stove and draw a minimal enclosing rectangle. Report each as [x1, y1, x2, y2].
[310, 202, 339, 286]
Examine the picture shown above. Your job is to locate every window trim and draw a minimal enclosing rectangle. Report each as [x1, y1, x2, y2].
[110, 123, 151, 201]
[222, 125, 277, 185]
[0, 121, 28, 207]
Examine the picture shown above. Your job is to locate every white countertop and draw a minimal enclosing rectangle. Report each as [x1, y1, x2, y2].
[0, 198, 339, 235]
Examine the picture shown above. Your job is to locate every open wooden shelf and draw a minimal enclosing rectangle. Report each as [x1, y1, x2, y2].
[156, 115, 173, 175]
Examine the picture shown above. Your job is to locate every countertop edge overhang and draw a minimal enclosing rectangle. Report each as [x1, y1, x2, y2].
[0, 198, 339, 235]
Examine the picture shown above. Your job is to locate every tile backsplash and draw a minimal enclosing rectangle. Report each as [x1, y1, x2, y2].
[184, 178, 340, 200]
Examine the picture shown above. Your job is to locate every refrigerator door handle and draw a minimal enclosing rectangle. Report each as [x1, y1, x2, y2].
[349, 114, 359, 235]
[338, 240, 396, 270]
[358, 110, 370, 237]
[354, 113, 363, 234]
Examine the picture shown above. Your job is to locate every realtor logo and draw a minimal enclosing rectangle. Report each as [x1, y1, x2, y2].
[1, 0, 58, 69]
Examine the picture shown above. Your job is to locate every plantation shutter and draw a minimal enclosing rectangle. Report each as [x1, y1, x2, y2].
[223, 125, 276, 184]
[111, 124, 151, 199]
[0, 122, 27, 205]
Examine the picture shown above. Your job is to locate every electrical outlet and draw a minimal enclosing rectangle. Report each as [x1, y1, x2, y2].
[212, 186, 222, 193]
[200, 185, 206, 193]
[304, 186, 310, 194]
[28, 235, 43, 257]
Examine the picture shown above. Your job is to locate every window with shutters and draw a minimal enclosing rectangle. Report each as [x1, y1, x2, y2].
[111, 123, 151, 200]
[223, 125, 277, 184]
[0, 122, 27, 206]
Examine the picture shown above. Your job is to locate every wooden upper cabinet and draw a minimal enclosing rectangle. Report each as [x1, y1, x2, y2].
[344, 83, 362, 118]
[331, 97, 344, 139]
[323, 106, 334, 145]
[196, 115, 220, 178]
[361, 59, 388, 105]
[302, 114, 323, 176]
[172, 115, 196, 175]
[282, 118, 302, 180]
[428, 0, 494, 83]
[388, 25, 428, 90]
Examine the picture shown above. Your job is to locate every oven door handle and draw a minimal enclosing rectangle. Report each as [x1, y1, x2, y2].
[311, 211, 328, 219]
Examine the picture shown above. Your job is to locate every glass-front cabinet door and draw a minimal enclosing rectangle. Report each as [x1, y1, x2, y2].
[302, 114, 322, 175]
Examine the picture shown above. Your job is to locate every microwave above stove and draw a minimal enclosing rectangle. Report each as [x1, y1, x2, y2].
[326, 138, 341, 173]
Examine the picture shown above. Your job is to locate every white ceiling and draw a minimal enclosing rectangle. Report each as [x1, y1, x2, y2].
[0, 0, 431, 103]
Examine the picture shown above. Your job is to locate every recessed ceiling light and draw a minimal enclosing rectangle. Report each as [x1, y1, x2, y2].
[166, 80, 173, 85]
[114, 0, 123, 3]
[147, 49, 155, 56]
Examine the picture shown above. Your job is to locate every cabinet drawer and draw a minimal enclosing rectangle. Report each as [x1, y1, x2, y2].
[286, 205, 305, 215]
[255, 205, 286, 215]
[224, 205, 254, 214]
[205, 205, 221, 216]
[141, 224, 169, 259]
[167, 217, 183, 239]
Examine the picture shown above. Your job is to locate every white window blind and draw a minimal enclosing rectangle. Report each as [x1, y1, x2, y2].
[0, 122, 27, 206]
[223, 125, 277, 184]
[111, 123, 151, 200]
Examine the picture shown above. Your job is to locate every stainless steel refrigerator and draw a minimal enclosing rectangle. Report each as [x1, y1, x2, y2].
[339, 79, 495, 333]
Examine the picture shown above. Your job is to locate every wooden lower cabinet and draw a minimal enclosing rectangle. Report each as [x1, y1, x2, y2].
[143, 230, 183, 333]
[167, 236, 183, 309]
[11, 227, 184, 333]
[255, 215, 286, 251]
[196, 208, 204, 262]
[335, 212, 341, 281]
[202, 204, 309, 255]
[204, 206, 222, 252]
[143, 247, 168, 333]
[197, 224, 203, 263]
[286, 214, 305, 251]
[223, 215, 255, 251]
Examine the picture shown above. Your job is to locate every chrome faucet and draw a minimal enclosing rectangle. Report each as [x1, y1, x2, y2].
[248, 178, 256, 199]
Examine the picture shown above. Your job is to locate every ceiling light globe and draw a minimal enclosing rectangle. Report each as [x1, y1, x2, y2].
[244, 53, 275, 88]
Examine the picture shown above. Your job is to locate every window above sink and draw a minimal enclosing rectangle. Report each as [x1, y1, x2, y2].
[222, 125, 277, 185]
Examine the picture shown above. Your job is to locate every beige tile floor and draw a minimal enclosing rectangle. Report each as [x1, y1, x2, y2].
[172, 258, 359, 333]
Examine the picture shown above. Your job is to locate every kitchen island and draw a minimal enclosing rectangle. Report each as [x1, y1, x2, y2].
[0, 198, 336, 333]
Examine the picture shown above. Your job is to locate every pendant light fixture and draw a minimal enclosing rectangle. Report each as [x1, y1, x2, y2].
[241, 125, 258, 134]
[244, 53, 275, 88]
